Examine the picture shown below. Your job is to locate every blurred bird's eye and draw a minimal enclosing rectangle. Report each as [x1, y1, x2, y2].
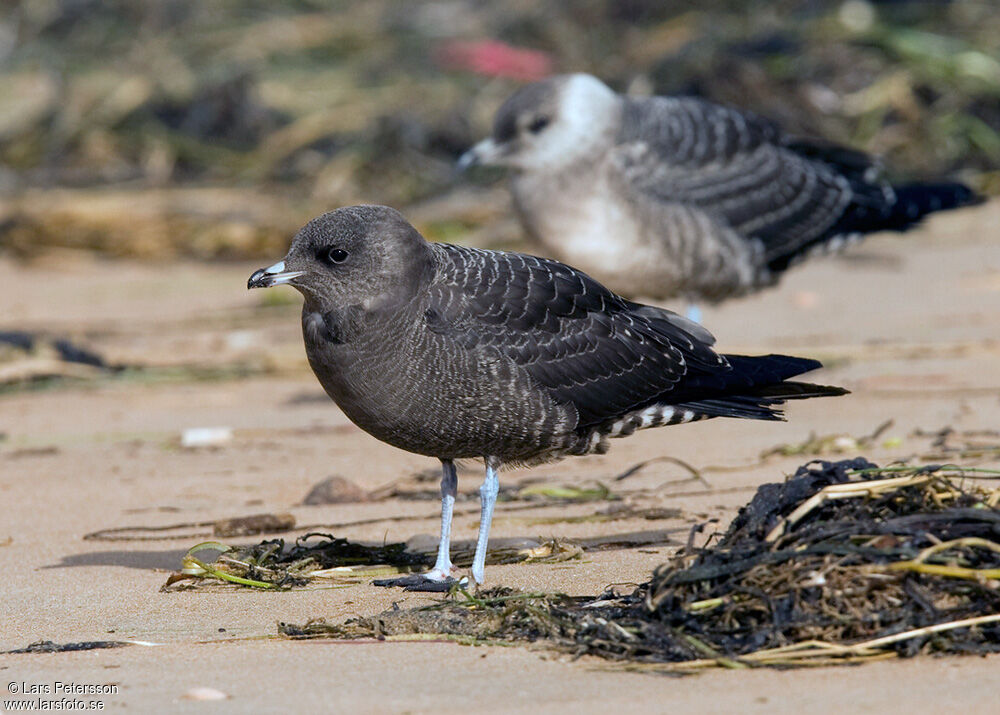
[320, 247, 349, 265]
[528, 116, 550, 134]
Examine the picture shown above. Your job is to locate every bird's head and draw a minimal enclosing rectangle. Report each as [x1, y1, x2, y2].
[248, 205, 434, 313]
[458, 73, 620, 173]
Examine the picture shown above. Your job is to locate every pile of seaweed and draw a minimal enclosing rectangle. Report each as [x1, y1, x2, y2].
[165, 533, 429, 590]
[282, 459, 1000, 669]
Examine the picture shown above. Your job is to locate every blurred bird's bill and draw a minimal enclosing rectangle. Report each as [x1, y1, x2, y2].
[247, 261, 304, 289]
[457, 138, 504, 170]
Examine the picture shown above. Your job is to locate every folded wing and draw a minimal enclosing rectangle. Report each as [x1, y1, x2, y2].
[427, 245, 736, 430]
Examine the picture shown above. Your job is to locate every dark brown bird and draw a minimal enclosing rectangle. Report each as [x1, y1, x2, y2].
[249, 205, 847, 587]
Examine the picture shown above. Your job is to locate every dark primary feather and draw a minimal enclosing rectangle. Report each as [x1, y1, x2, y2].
[616, 97, 854, 262]
[615, 96, 979, 273]
[426, 244, 844, 433]
[766, 140, 982, 271]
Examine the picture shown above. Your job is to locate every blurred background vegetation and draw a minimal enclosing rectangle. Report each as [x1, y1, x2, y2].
[0, 0, 997, 262]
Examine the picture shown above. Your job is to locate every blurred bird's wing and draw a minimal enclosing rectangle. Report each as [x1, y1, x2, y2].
[612, 96, 861, 264]
[425, 244, 726, 429]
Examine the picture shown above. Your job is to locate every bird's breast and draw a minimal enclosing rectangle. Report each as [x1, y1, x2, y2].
[511, 170, 680, 298]
[300, 314, 575, 460]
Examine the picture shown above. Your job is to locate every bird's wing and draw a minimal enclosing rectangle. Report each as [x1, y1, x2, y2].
[425, 244, 726, 429]
[613, 96, 857, 262]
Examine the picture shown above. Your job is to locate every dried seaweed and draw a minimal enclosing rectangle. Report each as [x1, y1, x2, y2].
[164, 533, 429, 590]
[7, 640, 132, 654]
[912, 427, 1000, 463]
[758, 420, 895, 460]
[163, 527, 679, 591]
[0, 331, 120, 387]
[162, 530, 601, 590]
[281, 460, 1000, 669]
[643, 459, 1000, 663]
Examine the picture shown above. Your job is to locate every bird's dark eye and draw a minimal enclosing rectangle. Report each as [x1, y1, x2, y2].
[528, 116, 550, 134]
[320, 247, 349, 265]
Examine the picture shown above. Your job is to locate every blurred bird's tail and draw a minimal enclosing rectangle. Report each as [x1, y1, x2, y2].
[766, 138, 983, 274]
[878, 182, 983, 231]
[785, 138, 982, 230]
[766, 175, 982, 274]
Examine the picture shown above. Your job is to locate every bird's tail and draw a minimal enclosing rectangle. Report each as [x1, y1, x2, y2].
[876, 182, 983, 231]
[786, 138, 982, 227]
[671, 354, 847, 422]
[766, 138, 982, 273]
[567, 354, 845, 457]
[766, 178, 981, 273]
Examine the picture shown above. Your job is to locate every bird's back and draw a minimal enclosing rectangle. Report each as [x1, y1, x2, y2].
[613, 95, 980, 290]
[614, 96, 855, 279]
[298, 237, 844, 465]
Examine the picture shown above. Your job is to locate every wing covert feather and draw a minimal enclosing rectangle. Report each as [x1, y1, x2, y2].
[614, 96, 855, 261]
[426, 245, 726, 428]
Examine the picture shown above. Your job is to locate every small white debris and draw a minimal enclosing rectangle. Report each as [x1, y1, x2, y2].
[182, 687, 229, 701]
[792, 290, 820, 310]
[833, 436, 858, 451]
[225, 330, 256, 351]
[802, 571, 828, 587]
[181, 427, 233, 449]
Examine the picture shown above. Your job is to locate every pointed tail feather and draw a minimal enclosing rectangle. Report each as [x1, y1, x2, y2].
[768, 139, 982, 273]
[671, 354, 847, 422]
[821, 179, 981, 238]
[879, 182, 983, 230]
[677, 382, 848, 421]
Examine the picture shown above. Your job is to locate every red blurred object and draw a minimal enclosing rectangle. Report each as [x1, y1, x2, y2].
[435, 40, 553, 81]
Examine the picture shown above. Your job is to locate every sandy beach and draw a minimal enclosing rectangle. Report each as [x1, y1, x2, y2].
[2, 199, 999, 712]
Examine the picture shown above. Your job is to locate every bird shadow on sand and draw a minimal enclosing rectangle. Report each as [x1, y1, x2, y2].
[42, 548, 194, 571]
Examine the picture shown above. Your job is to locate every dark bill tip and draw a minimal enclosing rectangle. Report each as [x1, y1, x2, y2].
[247, 261, 304, 290]
[247, 268, 268, 290]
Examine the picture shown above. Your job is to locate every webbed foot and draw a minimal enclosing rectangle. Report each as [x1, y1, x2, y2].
[372, 572, 466, 592]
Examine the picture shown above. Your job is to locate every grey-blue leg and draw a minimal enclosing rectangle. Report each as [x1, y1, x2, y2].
[685, 303, 702, 324]
[428, 458, 458, 580]
[470, 456, 500, 585]
[372, 459, 460, 590]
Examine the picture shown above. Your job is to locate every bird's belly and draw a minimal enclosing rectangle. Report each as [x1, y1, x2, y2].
[527, 192, 681, 299]
[515, 176, 764, 301]
[304, 335, 574, 462]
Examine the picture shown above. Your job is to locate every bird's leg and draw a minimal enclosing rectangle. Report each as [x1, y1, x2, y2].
[684, 303, 703, 324]
[371, 459, 460, 591]
[470, 456, 501, 586]
[427, 458, 458, 581]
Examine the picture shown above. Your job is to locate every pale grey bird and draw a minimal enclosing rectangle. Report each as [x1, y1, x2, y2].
[459, 73, 979, 320]
[248, 205, 846, 588]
